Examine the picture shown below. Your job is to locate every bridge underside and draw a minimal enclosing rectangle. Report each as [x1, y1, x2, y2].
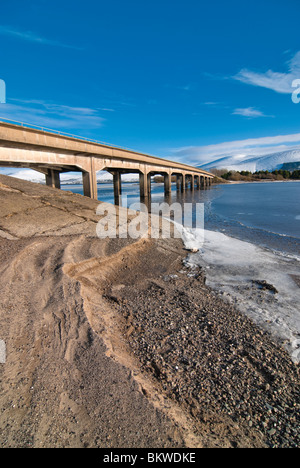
[0, 159, 213, 206]
[0, 159, 213, 205]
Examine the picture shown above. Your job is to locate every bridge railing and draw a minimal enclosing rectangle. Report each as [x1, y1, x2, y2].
[0, 116, 136, 152]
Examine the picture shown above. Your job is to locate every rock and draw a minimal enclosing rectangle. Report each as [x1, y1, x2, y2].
[252, 280, 278, 295]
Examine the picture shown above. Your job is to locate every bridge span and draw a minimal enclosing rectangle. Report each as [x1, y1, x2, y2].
[0, 121, 213, 204]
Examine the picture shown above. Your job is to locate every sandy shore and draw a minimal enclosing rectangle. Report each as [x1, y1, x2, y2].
[0, 174, 299, 448]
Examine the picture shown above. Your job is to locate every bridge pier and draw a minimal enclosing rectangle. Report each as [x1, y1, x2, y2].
[82, 169, 98, 200]
[139, 172, 151, 200]
[46, 169, 61, 190]
[113, 171, 122, 205]
[164, 173, 172, 195]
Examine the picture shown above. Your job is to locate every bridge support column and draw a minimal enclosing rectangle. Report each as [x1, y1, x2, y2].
[139, 172, 151, 200]
[46, 169, 61, 190]
[148, 173, 152, 197]
[111, 171, 122, 205]
[164, 173, 172, 195]
[196, 175, 200, 190]
[82, 169, 98, 200]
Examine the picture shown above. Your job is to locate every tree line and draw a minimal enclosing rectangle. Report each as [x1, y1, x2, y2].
[211, 168, 300, 182]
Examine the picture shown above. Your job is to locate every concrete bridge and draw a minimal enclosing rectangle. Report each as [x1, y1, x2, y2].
[0, 121, 213, 204]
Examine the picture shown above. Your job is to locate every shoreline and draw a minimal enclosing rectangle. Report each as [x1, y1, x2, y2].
[0, 174, 299, 448]
[181, 228, 300, 363]
[226, 179, 300, 185]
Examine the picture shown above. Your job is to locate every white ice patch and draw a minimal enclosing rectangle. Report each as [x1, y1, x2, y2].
[180, 227, 205, 251]
[182, 228, 300, 363]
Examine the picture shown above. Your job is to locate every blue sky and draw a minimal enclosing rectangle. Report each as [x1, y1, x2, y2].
[1, 0, 300, 166]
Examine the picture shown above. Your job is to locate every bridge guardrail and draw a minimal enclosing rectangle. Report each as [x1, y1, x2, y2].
[0, 116, 136, 152]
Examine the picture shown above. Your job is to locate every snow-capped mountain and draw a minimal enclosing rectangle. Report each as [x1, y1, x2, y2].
[201, 149, 300, 172]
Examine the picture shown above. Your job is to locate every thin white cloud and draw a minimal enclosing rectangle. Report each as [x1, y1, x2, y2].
[97, 107, 115, 112]
[202, 101, 230, 109]
[0, 26, 83, 50]
[234, 51, 300, 94]
[203, 101, 221, 107]
[179, 85, 192, 91]
[170, 133, 300, 165]
[0, 99, 105, 131]
[165, 83, 192, 92]
[232, 107, 272, 118]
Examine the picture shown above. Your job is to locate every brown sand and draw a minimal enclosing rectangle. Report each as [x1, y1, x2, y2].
[0, 175, 299, 448]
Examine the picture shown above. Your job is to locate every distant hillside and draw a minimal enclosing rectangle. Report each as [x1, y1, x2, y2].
[281, 161, 300, 171]
[200, 149, 300, 173]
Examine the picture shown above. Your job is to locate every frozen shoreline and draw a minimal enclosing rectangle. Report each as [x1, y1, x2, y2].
[181, 227, 300, 363]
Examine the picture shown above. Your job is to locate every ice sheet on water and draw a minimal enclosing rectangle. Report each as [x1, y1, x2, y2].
[181, 228, 300, 363]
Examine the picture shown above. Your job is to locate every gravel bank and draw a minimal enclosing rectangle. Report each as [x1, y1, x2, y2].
[105, 253, 300, 448]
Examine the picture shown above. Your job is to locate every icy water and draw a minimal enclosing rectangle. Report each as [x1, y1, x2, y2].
[203, 181, 300, 258]
[209, 182, 300, 239]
